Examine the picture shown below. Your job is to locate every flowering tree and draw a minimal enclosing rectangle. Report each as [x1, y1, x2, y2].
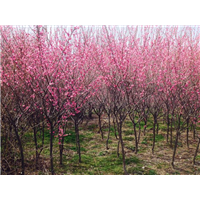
[1, 25, 200, 175]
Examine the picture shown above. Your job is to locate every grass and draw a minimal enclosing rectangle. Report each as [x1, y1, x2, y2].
[126, 156, 140, 165]
[146, 169, 157, 175]
[2, 115, 200, 175]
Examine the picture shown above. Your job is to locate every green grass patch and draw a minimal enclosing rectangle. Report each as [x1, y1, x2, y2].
[125, 121, 133, 128]
[124, 130, 133, 136]
[141, 137, 148, 145]
[123, 136, 132, 141]
[69, 146, 86, 152]
[148, 134, 165, 142]
[126, 156, 140, 165]
[128, 166, 144, 175]
[146, 169, 157, 175]
[88, 124, 98, 131]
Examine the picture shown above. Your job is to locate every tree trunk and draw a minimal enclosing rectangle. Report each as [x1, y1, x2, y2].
[50, 123, 54, 175]
[75, 118, 81, 163]
[193, 138, 200, 165]
[113, 117, 118, 139]
[59, 123, 67, 166]
[33, 126, 39, 169]
[152, 115, 156, 154]
[118, 123, 128, 175]
[193, 122, 196, 139]
[98, 114, 103, 139]
[186, 118, 189, 149]
[14, 126, 25, 175]
[172, 115, 181, 169]
[133, 123, 138, 154]
[143, 118, 147, 136]
[167, 113, 170, 142]
[170, 115, 173, 147]
[59, 137, 64, 165]
[106, 113, 111, 150]
[42, 121, 45, 146]
[117, 140, 120, 157]
[88, 103, 93, 119]
[156, 122, 159, 135]
[171, 131, 179, 168]
[138, 122, 141, 143]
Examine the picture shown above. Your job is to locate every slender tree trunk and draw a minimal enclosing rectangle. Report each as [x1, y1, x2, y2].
[75, 118, 81, 163]
[59, 124, 66, 166]
[171, 131, 179, 169]
[172, 115, 181, 169]
[42, 121, 45, 147]
[117, 140, 120, 157]
[138, 122, 141, 143]
[193, 138, 200, 165]
[113, 117, 118, 139]
[133, 123, 138, 154]
[152, 115, 156, 154]
[14, 126, 25, 175]
[59, 137, 64, 165]
[88, 103, 93, 119]
[193, 122, 196, 139]
[167, 113, 170, 143]
[106, 113, 111, 150]
[143, 118, 147, 136]
[50, 123, 54, 175]
[118, 123, 128, 175]
[98, 114, 103, 139]
[156, 121, 159, 135]
[7, 126, 15, 173]
[186, 118, 189, 149]
[33, 126, 39, 169]
[170, 115, 173, 147]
